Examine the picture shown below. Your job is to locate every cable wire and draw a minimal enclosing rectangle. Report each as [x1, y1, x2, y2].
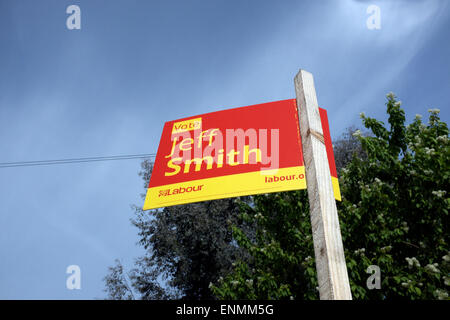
[0, 153, 156, 168]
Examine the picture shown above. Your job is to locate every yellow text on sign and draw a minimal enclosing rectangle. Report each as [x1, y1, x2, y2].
[172, 118, 202, 134]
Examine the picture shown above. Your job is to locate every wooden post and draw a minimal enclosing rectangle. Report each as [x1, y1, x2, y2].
[294, 69, 352, 300]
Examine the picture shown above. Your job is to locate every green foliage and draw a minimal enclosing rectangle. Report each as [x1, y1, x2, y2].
[104, 161, 252, 300]
[212, 93, 449, 300]
[211, 190, 317, 299]
[104, 259, 135, 300]
[131, 197, 251, 299]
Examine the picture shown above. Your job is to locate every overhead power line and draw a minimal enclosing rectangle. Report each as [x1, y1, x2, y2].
[0, 153, 156, 168]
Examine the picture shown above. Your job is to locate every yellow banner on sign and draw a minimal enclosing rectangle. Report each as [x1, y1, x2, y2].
[143, 166, 307, 210]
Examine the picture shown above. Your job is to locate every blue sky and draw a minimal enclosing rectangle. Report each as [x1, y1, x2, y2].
[0, 0, 449, 299]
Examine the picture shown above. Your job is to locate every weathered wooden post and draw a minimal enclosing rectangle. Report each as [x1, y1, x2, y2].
[294, 69, 352, 300]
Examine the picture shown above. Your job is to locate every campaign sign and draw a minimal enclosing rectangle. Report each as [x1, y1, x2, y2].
[143, 99, 340, 210]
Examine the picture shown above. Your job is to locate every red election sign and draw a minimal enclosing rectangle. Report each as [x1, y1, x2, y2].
[143, 99, 340, 210]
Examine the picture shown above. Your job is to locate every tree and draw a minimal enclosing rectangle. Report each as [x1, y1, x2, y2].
[104, 161, 252, 300]
[104, 259, 135, 300]
[212, 93, 449, 300]
[211, 189, 317, 299]
[333, 126, 367, 173]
